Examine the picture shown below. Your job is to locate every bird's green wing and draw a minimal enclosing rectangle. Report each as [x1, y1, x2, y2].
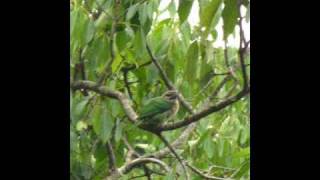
[139, 97, 172, 120]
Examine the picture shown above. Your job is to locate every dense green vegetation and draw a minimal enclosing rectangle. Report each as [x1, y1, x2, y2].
[70, 0, 250, 179]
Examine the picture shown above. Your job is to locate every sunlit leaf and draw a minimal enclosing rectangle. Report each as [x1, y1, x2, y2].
[126, 3, 139, 21]
[199, 0, 222, 29]
[178, 0, 193, 23]
[184, 41, 199, 84]
[222, 0, 239, 40]
[168, 0, 176, 17]
[111, 53, 122, 73]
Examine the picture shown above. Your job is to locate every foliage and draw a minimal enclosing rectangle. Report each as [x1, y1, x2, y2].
[70, 0, 250, 179]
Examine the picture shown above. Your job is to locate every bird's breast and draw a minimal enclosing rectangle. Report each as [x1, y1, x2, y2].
[169, 100, 179, 117]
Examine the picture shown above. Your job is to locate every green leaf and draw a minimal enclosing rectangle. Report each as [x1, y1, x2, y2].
[110, 100, 121, 117]
[232, 159, 250, 178]
[85, 35, 110, 79]
[180, 21, 192, 52]
[139, 3, 148, 25]
[164, 60, 175, 83]
[92, 104, 114, 144]
[218, 138, 225, 157]
[199, 0, 222, 29]
[85, 19, 95, 44]
[148, 19, 172, 57]
[133, 28, 146, 59]
[115, 31, 131, 51]
[204, 137, 214, 158]
[95, 12, 110, 32]
[164, 171, 176, 180]
[111, 53, 122, 73]
[126, 3, 139, 20]
[233, 147, 250, 158]
[168, 0, 176, 17]
[199, 50, 214, 87]
[76, 121, 88, 131]
[222, 0, 239, 40]
[71, 8, 95, 50]
[184, 41, 199, 84]
[73, 98, 89, 121]
[211, 29, 218, 40]
[147, 1, 154, 19]
[94, 142, 108, 172]
[178, 0, 193, 23]
[210, 4, 223, 31]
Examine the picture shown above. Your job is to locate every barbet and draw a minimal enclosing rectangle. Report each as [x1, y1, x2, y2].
[136, 90, 189, 179]
[138, 90, 179, 127]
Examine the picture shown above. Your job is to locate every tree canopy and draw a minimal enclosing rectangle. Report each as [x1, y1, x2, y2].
[70, 0, 250, 179]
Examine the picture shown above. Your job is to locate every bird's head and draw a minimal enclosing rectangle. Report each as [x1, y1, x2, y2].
[162, 90, 179, 102]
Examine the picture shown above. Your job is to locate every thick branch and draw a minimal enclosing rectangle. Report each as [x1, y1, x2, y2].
[158, 88, 250, 131]
[123, 135, 152, 178]
[118, 158, 170, 175]
[71, 80, 138, 123]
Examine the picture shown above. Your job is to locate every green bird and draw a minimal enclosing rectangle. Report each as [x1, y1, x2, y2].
[138, 90, 180, 127]
[136, 90, 189, 179]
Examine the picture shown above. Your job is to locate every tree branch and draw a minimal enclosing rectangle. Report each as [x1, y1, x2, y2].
[123, 70, 134, 100]
[71, 80, 138, 123]
[208, 75, 233, 102]
[186, 162, 234, 180]
[118, 158, 170, 175]
[238, 0, 249, 91]
[144, 123, 197, 159]
[73, 48, 89, 96]
[106, 141, 118, 173]
[121, 60, 152, 72]
[123, 136, 157, 180]
[156, 133, 190, 180]
[72, 79, 249, 132]
[146, 43, 194, 114]
[158, 87, 250, 131]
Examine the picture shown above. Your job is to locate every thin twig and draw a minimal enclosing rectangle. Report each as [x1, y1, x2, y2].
[146, 43, 194, 114]
[238, 0, 249, 90]
[156, 133, 190, 180]
[106, 141, 118, 175]
[186, 162, 234, 180]
[123, 70, 133, 100]
[128, 174, 148, 179]
[209, 75, 233, 102]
